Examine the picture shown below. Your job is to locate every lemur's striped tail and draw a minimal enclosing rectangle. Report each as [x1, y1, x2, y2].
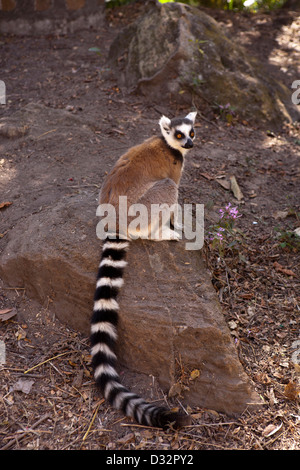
[90, 236, 189, 429]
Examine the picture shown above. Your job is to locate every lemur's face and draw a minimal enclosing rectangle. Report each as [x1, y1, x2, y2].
[159, 112, 197, 155]
[172, 121, 195, 150]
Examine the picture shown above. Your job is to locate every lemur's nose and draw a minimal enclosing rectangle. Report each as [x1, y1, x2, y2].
[183, 138, 193, 149]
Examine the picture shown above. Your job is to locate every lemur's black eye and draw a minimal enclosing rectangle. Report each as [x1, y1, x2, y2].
[190, 130, 195, 138]
[175, 132, 183, 139]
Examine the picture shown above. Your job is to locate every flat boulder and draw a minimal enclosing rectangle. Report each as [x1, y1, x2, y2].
[0, 196, 261, 414]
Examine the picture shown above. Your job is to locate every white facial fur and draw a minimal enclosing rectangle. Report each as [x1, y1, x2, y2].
[159, 112, 197, 156]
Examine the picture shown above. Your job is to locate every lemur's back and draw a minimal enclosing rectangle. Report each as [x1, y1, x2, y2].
[100, 136, 183, 207]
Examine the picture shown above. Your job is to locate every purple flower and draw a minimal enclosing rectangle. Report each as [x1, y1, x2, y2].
[229, 207, 241, 219]
[219, 203, 241, 221]
[215, 228, 225, 241]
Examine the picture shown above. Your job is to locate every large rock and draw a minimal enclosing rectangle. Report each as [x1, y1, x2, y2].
[109, 1, 298, 126]
[0, 103, 260, 414]
[0, 194, 261, 415]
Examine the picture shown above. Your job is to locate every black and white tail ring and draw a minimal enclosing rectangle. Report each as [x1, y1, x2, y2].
[90, 236, 189, 429]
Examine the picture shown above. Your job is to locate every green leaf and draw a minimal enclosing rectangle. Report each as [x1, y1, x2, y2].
[88, 47, 101, 55]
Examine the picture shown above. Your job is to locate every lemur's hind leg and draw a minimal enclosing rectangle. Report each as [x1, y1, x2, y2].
[127, 178, 181, 241]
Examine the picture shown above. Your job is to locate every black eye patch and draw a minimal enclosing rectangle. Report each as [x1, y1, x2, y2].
[189, 129, 195, 138]
[175, 131, 184, 139]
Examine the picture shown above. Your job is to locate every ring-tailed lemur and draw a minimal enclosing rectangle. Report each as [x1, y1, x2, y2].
[91, 112, 197, 429]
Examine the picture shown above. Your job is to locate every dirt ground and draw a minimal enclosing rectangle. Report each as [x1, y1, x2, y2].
[0, 2, 299, 450]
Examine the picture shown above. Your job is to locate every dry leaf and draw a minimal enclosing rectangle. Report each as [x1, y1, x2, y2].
[293, 363, 300, 375]
[190, 369, 200, 380]
[170, 406, 180, 413]
[294, 227, 300, 237]
[140, 429, 153, 439]
[11, 379, 35, 395]
[200, 172, 214, 180]
[262, 422, 283, 437]
[273, 210, 289, 219]
[232, 427, 241, 435]
[273, 261, 296, 277]
[215, 177, 231, 190]
[228, 320, 238, 330]
[0, 201, 12, 210]
[240, 293, 254, 299]
[230, 176, 244, 201]
[117, 433, 135, 445]
[168, 382, 182, 397]
[0, 308, 12, 315]
[0, 308, 17, 322]
[206, 409, 219, 418]
[284, 381, 300, 401]
[266, 387, 278, 406]
[5, 394, 14, 406]
[191, 412, 202, 419]
[16, 328, 27, 341]
[254, 372, 271, 384]
[72, 369, 83, 388]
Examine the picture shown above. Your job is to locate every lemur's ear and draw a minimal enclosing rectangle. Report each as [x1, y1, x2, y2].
[185, 111, 197, 124]
[159, 115, 171, 133]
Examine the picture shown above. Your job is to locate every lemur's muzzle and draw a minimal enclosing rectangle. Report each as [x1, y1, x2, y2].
[183, 138, 193, 149]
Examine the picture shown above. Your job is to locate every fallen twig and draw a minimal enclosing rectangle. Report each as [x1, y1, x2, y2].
[82, 399, 105, 443]
[23, 351, 73, 374]
[1, 413, 51, 450]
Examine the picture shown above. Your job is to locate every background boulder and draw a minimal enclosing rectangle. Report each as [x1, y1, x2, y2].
[109, 1, 297, 126]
